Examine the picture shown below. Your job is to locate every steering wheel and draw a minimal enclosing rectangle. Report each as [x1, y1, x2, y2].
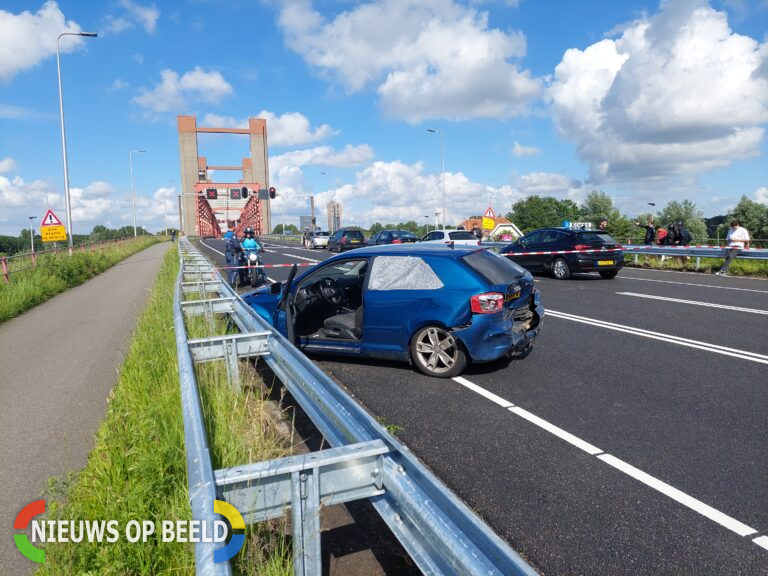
[318, 277, 342, 306]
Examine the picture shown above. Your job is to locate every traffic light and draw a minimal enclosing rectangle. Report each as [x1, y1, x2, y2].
[205, 188, 218, 200]
[269, 186, 276, 199]
[241, 186, 248, 198]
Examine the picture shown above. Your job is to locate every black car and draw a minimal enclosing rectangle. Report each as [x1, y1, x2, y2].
[501, 228, 624, 279]
[368, 229, 418, 245]
[327, 228, 366, 252]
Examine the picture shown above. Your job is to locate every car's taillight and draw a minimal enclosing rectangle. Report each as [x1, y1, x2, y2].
[574, 244, 590, 251]
[393, 239, 402, 244]
[470, 292, 504, 314]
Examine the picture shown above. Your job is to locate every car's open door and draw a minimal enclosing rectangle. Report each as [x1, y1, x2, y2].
[277, 264, 299, 345]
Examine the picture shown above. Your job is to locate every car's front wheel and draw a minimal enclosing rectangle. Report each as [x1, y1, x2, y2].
[410, 326, 467, 378]
[552, 257, 571, 280]
[599, 270, 619, 279]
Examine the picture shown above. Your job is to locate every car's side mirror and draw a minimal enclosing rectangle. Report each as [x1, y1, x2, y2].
[270, 282, 283, 294]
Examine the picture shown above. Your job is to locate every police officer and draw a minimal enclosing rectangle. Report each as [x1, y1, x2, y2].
[223, 221, 243, 286]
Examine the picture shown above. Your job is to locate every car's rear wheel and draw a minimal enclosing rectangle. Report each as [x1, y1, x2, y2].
[552, 257, 571, 280]
[410, 326, 467, 378]
[599, 270, 619, 279]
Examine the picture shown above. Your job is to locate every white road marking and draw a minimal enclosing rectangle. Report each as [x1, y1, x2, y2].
[263, 249, 322, 263]
[620, 276, 768, 294]
[199, 240, 275, 283]
[623, 267, 768, 281]
[451, 377, 763, 548]
[452, 376, 515, 408]
[547, 310, 768, 365]
[596, 454, 757, 537]
[616, 292, 768, 315]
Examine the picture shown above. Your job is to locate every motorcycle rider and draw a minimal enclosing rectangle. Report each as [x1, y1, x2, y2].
[241, 227, 264, 285]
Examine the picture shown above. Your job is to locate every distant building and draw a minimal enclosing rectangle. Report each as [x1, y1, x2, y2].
[327, 201, 342, 233]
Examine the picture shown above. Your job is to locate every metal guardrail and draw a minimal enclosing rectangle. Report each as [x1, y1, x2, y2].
[173, 238, 537, 576]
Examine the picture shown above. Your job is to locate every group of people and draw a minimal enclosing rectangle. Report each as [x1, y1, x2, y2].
[634, 220, 693, 246]
[223, 221, 262, 286]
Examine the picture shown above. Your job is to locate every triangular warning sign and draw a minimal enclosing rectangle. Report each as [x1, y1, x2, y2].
[483, 207, 496, 219]
[41, 209, 64, 227]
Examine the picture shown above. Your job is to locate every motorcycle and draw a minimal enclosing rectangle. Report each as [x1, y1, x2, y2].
[238, 246, 267, 288]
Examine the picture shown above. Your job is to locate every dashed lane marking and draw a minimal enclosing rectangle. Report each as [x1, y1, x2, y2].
[620, 276, 768, 294]
[616, 292, 768, 315]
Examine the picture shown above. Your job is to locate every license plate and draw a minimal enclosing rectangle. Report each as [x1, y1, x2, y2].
[350, 240, 360, 243]
[597, 260, 613, 266]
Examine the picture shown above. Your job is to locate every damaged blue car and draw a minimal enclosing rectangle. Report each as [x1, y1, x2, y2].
[243, 244, 543, 378]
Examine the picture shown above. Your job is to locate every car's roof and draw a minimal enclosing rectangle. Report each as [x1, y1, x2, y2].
[528, 227, 604, 234]
[328, 243, 483, 258]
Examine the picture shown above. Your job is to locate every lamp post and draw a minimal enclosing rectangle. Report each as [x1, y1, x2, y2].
[423, 215, 430, 234]
[129, 149, 146, 237]
[28, 216, 38, 253]
[648, 202, 656, 220]
[57, 31, 97, 253]
[426, 128, 446, 230]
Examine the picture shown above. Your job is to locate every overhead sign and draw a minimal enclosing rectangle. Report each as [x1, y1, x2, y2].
[40, 209, 67, 242]
[483, 207, 496, 219]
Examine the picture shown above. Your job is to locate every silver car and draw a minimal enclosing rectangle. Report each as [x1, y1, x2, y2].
[306, 231, 330, 248]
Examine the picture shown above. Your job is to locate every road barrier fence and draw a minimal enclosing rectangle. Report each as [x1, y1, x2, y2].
[174, 238, 537, 576]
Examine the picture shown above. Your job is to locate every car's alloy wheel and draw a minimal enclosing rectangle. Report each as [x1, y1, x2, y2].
[552, 257, 571, 280]
[411, 326, 467, 378]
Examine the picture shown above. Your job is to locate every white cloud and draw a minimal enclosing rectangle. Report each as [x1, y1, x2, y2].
[133, 67, 233, 114]
[201, 110, 335, 147]
[512, 141, 540, 156]
[755, 186, 768, 204]
[515, 172, 582, 196]
[277, 0, 541, 123]
[108, 79, 130, 92]
[270, 144, 375, 172]
[0, 157, 16, 173]
[103, 0, 160, 35]
[0, 1, 84, 81]
[549, 0, 768, 184]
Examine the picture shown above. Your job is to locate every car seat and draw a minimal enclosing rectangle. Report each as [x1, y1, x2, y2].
[323, 306, 363, 340]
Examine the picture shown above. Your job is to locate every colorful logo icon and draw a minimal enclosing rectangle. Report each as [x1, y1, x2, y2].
[213, 500, 245, 563]
[14, 500, 46, 564]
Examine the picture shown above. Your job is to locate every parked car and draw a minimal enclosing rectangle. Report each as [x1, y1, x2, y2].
[501, 227, 624, 279]
[420, 230, 482, 246]
[243, 244, 543, 378]
[304, 230, 330, 249]
[327, 228, 366, 252]
[368, 230, 418, 245]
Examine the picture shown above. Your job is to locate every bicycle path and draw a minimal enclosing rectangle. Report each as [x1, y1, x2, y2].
[0, 242, 170, 574]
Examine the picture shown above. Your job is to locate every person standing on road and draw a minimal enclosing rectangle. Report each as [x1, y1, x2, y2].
[716, 220, 750, 276]
[636, 219, 655, 244]
[223, 221, 242, 286]
[656, 225, 668, 245]
[170, 229, 176, 243]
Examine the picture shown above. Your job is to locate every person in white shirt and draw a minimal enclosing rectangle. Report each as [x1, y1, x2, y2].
[715, 219, 750, 276]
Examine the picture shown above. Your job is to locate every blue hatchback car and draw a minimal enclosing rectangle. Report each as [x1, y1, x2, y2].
[243, 244, 543, 377]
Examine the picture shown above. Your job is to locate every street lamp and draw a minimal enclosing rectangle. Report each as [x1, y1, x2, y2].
[57, 31, 98, 252]
[28, 216, 38, 253]
[129, 149, 146, 237]
[423, 215, 430, 234]
[426, 128, 446, 230]
[648, 202, 656, 221]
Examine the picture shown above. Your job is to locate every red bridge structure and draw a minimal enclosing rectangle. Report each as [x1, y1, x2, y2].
[177, 115, 272, 237]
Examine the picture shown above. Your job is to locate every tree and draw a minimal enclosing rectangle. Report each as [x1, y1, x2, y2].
[369, 222, 384, 236]
[728, 195, 768, 239]
[506, 196, 580, 233]
[657, 199, 707, 242]
[579, 191, 615, 224]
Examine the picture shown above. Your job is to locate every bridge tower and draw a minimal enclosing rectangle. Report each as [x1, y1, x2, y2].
[177, 115, 271, 236]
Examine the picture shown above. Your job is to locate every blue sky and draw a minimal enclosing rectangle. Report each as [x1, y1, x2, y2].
[0, 0, 766, 235]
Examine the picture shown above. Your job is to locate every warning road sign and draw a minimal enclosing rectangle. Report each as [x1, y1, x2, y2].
[41, 209, 63, 227]
[483, 207, 496, 219]
[41, 226, 67, 242]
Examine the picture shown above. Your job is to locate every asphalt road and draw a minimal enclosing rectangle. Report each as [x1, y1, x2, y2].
[197, 238, 768, 575]
[0, 243, 169, 575]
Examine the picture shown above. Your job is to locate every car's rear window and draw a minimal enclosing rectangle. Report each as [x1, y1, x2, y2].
[369, 256, 443, 291]
[315, 231, 330, 237]
[449, 231, 477, 240]
[391, 230, 416, 238]
[575, 232, 617, 244]
[343, 230, 364, 239]
[462, 250, 525, 284]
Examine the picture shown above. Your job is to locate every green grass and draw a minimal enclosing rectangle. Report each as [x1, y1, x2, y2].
[37, 247, 293, 575]
[624, 254, 768, 277]
[0, 237, 164, 324]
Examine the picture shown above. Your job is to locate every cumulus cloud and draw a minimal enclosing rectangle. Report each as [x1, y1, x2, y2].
[512, 141, 540, 156]
[515, 172, 583, 196]
[755, 186, 768, 204]
[201, 110, 335, 147]
[133, 67, 233, 114]
[0, 1, 84, 81]
[549, 0, 768, 184]
[277, 0, 541, 123]
[271, 144, 374, 172]
[0, 157, 16, 173]
[103, 0, 160, 35]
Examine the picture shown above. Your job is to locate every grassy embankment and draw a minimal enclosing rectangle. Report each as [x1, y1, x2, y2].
[623, 254, 768, 278]
[0, 237, 163, 324]
[37, 247, 292, 575]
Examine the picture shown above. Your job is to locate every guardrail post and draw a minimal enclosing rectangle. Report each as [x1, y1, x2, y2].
[695, 256, 700, 271]
[291, 469, 322, 576]
[1, 257, 8, 283]
[31, 252, 37, 267]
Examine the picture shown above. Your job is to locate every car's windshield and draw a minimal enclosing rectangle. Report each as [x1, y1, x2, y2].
[462, 250, 525, 284]
[449, 231, 477, 240]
